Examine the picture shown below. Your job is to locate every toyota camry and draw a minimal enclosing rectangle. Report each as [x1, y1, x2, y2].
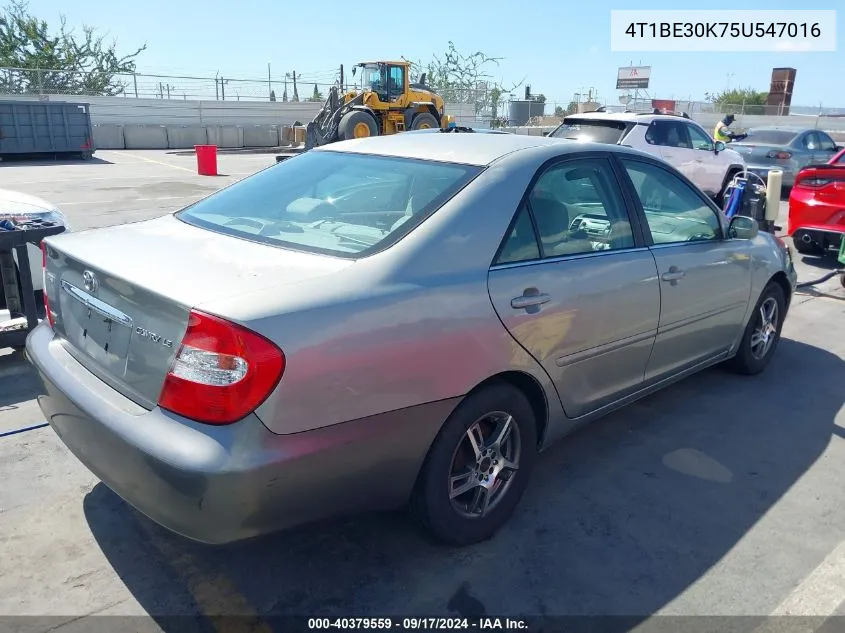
[27, 130, 796, 546]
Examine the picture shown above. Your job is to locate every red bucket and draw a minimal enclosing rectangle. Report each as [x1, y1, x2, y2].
[194, 144, 218, 176]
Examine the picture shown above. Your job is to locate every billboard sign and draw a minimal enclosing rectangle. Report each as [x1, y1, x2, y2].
[617, 66, 651, 90]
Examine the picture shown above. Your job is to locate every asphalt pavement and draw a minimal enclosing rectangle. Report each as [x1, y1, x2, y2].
[0, 151, 844, 631]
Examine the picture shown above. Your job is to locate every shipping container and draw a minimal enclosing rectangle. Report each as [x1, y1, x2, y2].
[0, 99, 95, 158]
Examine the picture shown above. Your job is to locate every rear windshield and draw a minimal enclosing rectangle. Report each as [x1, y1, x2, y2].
[176, 150, 482, 258]
[549, 119, 630, 144]
[745, 129, 799, 145]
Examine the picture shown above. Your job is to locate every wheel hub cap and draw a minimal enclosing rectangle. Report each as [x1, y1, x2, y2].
[448, 412, 521, 518]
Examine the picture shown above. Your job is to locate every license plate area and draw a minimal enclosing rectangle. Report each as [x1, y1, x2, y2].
[59, 280, 133, 374]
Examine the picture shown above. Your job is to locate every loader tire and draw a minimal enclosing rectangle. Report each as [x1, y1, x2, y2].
[411, 112, 439, 130]
[340, 111, 379, 141]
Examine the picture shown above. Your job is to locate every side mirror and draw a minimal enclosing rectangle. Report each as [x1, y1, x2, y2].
[728, 215, 759, 240]
[714, 141, 726, 153]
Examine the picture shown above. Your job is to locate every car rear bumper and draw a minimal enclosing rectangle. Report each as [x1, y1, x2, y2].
[26, 322, 456, 544]
[746, 165, 796, 187]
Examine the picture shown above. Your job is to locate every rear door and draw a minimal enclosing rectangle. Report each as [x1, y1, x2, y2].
[616, 156, 752, 381]
[645, 120, 698, 183]
[487, 154, 660, 419]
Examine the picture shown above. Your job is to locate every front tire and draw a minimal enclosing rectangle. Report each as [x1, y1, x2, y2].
[410, 112, 438, 131]
[339, 111, 379, 141]
[726, 282, 786, 375]
[412, 381, 537, 546]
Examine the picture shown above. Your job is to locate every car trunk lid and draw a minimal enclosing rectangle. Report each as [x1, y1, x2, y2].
[43, 214, 352, 408]
[731, 142, 794, 167]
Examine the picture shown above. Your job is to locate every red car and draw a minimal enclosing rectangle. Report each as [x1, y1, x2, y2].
[787, 147, 845, 255]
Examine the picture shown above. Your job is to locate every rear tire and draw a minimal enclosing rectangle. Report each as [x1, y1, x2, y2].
[411, 381, 537, 546]
[339, 110, 379, 141]
[726, 282, 785, 376]
[410, 112, 438, 131]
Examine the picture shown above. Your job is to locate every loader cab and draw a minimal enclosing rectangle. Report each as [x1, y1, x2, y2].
[355, 62, 408, 107]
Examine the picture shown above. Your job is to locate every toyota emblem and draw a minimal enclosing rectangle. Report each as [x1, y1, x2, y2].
[82, 270, 98, 293]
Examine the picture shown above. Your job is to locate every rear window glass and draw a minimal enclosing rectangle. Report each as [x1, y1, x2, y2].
[549, 120, 629, 144]
[176, 150, 482, 258]
[746, 129, 799, 145]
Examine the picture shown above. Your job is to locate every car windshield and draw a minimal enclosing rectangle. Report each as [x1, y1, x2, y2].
[549, 120, 629, 144]
[176, 150, 482, 258]
[746, 129, 799, 145]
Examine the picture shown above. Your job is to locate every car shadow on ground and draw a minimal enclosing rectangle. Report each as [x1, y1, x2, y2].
[0, 362, 39, 411]
[83, 338, 844, 631]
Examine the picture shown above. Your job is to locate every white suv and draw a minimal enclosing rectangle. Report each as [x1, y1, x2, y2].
[548, 111, 747, 203]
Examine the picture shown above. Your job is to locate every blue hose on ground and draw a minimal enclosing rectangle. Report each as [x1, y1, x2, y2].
[0, 422, 49, 438]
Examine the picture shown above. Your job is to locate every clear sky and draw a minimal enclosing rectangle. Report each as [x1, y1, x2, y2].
[24, 0, 844, 108]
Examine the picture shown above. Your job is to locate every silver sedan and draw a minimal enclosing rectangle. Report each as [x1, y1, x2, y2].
[731, 126, 842, 188]
[26, 131, 797, 546]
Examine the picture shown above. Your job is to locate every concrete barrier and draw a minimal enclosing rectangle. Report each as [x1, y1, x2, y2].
[280, 125, 293, 146]
[123, 124, 168, 149]
[166, 125, 207, 149]
[207, 125, 245, 148]
[92, 124, 125, 149]
[243, 125, 280, 148]
[294, 126, 306, 144]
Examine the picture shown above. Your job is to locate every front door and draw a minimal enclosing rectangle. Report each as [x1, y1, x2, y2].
[685, 122, 723, 197]
[487, 156, 661, 419]
[617, 157, 753, 381]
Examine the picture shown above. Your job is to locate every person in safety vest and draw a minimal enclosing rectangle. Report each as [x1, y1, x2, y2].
[714, 114, 740, 142]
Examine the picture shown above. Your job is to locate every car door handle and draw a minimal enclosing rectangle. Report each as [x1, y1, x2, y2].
[661, 269, 686, 282]
[511, 293, 551, 309]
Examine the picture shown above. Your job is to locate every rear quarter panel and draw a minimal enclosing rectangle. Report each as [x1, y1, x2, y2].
[734, 233, 795, 346]
[196, 151, 571, 437]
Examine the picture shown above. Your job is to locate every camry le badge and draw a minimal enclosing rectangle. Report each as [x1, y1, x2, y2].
[135, 327, 174, 348]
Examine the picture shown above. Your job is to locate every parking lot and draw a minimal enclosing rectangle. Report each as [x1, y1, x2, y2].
[1, 150, 845, 629]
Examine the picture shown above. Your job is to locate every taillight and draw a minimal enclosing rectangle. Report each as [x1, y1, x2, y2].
[41, 242, 55, 328]
[767, 150, 792, 160]
[158, 310, 285, 425]
[797, 177, 833, 188]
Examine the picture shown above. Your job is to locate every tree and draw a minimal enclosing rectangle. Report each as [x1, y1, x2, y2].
[706, 87, 768, 115]
[310, 83, 323, 102]
[404, 42, 525, 118]
[0, 0, 146, 96]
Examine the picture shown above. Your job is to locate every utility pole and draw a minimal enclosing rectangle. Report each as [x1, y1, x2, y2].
[267, 63, 272, 101]
[215, 72, 220, 100]
[339, 64, 344, 91]
[291, 70, 299, 102]
[221, 77, 226, 101]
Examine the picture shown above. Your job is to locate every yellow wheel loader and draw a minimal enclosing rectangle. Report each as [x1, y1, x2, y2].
[304, 61, 454, 150]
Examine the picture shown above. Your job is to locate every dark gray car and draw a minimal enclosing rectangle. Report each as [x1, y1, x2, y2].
[731, 126, 842, 187]
[26, 133, 797, 547]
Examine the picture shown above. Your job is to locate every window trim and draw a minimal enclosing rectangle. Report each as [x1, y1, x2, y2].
[610, 153, 727, 248]
[490, 151, 650, 269]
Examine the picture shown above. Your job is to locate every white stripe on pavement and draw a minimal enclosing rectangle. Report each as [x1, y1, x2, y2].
[55, 195, 205, 206]
[769, 541, 845, 616]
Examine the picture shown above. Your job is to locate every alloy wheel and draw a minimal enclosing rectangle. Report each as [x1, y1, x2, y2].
[750, 297, 779, 360]
[448, 411, 521, 518]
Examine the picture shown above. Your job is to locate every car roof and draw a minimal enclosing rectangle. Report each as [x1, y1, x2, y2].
[563, 111, 699, 124]
[316, 132, 615, 166]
